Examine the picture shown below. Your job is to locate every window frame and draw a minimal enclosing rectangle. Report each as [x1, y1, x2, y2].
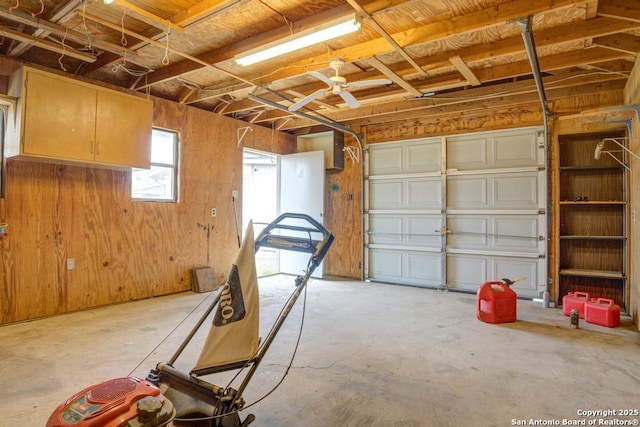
[131, 127, 179, 203]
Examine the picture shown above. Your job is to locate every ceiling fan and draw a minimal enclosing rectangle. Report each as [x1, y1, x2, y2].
[288, 59, 392, 112]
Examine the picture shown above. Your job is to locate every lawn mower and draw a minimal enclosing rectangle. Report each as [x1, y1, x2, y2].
[47, 213, 334, 427]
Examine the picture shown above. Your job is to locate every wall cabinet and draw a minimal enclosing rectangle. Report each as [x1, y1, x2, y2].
[556, 131, 628, 310]
[297, 130, 344, 170]
[7, 66, 152, 169]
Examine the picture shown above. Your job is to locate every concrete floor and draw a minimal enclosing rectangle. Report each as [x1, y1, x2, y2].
[1, 275, 639, 427]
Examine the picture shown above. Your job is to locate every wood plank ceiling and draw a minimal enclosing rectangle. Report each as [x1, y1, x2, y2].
[0, 0, 638, 134]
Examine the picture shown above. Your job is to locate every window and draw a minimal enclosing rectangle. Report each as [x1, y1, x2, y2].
[132, 128, 178, 201]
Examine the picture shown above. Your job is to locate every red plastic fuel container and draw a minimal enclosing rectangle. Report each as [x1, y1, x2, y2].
[562, 291, 590, 318]
[584, 298, 620, 328]
[477, 281, 517, 324]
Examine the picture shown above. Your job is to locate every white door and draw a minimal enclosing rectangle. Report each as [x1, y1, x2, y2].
[280, 150, 325, 277]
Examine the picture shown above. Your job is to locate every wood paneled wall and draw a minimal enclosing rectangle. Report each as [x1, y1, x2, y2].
[0, 59, 295, 324]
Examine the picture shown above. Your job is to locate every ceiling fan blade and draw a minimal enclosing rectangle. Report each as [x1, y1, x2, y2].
[346, 78, 392, 88]
[288, 88, 328, 111]
[339, 90, 360, 108]
[308, 70, 335, 87]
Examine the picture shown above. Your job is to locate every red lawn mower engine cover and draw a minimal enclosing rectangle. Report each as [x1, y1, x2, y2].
[46, 377, 175, 427]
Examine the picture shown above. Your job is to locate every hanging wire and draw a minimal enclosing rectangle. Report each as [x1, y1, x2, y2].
[81, 1, 93, 51]
[58, 27, 68, 71]
[31, 0, 44, 17]
[8, 0, 19, 14]
[162, 23, 171, 65]
[120, 6, 128, 46]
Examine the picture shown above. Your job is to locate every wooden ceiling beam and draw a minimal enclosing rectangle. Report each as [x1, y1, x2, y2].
[7, 0, 83, 58]
[108, 0, 185, 33]
[597, 0, 640, 22]
[255, 0, 583, 85]
[593, 34, 640, 55]
[346, 0, 426, 76]
[79, 10, 254, 87]
[180, 15, 639, 106]
[274, 69, 627, 130]
[133, 0, 412, 90]
[449, 56, 481, 86]
[0, 25, 96, 62]
[366, 57, 422, 96]
[0, 4, 138, 58]
[169, 0, 246, 27]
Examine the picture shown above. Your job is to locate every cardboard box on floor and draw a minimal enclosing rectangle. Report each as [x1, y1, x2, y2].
[191, 267, 217, 293]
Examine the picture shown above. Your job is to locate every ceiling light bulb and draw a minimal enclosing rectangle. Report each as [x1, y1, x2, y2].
[236, 17, 361, 66]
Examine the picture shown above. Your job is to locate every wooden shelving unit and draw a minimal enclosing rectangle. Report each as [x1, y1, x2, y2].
[556, 132, 628, 310]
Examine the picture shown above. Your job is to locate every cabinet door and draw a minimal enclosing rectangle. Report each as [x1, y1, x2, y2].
[23, 71, 96, 161]
[95, 90, 152, 168]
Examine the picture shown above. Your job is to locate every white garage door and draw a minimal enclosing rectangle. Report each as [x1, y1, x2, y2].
[365, 127, 546, 299]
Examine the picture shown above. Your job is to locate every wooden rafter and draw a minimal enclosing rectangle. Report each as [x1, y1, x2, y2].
[366, 56, 422, 96]
[0, 25, 96, 62]
[346, 0, 426, 76]
[78, 10, 254, 87]
[449, 56, 481, 86]
[0, 5, 138, 58]
[107, 0, 185, 33]
[169, 0, 245, 27]
[7, 0, 83, 57]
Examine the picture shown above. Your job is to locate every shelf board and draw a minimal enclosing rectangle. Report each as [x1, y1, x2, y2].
[559, 165, 624, 170]
[559, 269, 624, 279]
[558, 201, 625, 205]
[559, 235, 626, 240]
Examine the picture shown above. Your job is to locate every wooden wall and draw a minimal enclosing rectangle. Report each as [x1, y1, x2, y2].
[0, 58, 295, 325]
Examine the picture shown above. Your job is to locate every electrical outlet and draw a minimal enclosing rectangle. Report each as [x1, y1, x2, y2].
[232, 190, 239, 199]
[66, 258, 75, 270]
[211, 208, 217, 217]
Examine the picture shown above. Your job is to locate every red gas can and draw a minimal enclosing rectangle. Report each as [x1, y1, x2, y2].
[477, 281, 517, 324]
[584, 298, 620, 328]
[562, 291, 590, 318]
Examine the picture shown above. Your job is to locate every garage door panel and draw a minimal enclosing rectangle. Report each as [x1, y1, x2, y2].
[407, 216, 441, 247]
[447, 136, 488, 169]
[493, 174, 537, 208]
[494, 132, 537, 165]
[407, 142, 441, 172]
[369, 138, 441, 175]
[448, 215, 539, 252]
[370, 178, 441, 210]
[447, 176, 488, 209]
[370, 146, 403, 175]
[494, 258, 539, 293]
[448, 128, 538, 170]
[494, 217, 538, 250]
[449, 172, 538, 211]
[366, 127, 546, 298]
[446, 255, 487, 290]
[370, 181, 404, 209]
[370, 214, 441, 248]
[370, 250, 403, 279]
[447, 254, 540, 297]
[369, 216, 403, 244]
[369, 248, 441, 287]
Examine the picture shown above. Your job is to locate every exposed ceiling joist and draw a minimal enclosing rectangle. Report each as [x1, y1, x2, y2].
[7, 0, 83, 57]
[366, 56, 422, 96]
[449, 56, 481, 86]
[108, 0, 185, 33]
[346, 0, 426, 76]
[0, 24, 96, 62]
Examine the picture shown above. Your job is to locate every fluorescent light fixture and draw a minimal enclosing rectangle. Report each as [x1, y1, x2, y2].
[236, 16, 361, 66]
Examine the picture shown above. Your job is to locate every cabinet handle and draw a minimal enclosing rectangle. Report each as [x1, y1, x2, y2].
[96, 142, 101, 155]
